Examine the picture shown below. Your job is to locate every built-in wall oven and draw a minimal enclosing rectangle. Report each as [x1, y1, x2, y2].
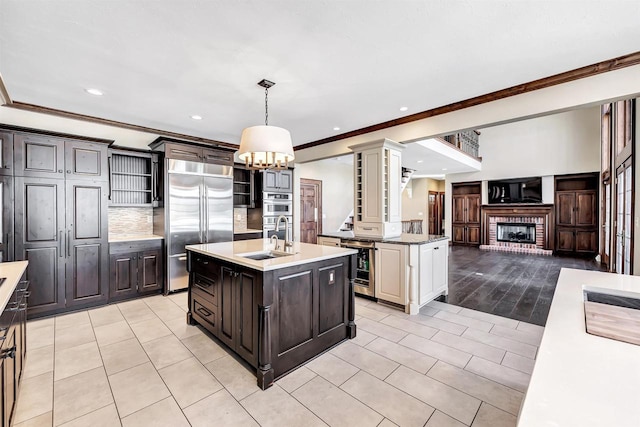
[340, 240, 375, 298]
[263, 192, 293, 217]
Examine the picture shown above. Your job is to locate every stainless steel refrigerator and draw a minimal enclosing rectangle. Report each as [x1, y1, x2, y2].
[160, 159, 233, 292]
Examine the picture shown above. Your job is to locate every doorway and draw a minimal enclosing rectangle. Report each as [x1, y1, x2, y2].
[428, 191, 445, 235]
[300, 178, 322, 244]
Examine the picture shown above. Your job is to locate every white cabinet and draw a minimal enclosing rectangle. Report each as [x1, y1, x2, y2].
[418, 240, 449, 306]
[374, 242, 406, 305]
[374, 239, 449, 313]
[317, 236, 341, 247]
[350, 139, 404, 239]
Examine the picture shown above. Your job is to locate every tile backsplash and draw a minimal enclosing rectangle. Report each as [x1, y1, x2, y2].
[234, 207, 247, 231]
[109, 207, 154, 235]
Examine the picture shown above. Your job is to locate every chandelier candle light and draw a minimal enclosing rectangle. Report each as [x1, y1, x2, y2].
[238, 79, 295, 170]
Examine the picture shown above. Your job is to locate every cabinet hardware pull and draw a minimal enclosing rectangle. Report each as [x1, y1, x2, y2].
[59, 230, 64, 258]
[362, 227, 373, 231]
[67, 169, 71, 174]
[178, 256, 187, 261]
[107, 156, 113, 200]
[196, 307, 212, 317]
[67, 230, 71, 257]
[434, 247, 439, 250]
[58, 169, 63, 173]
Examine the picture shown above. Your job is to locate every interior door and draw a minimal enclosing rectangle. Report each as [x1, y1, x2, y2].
[428, 191, 437, 234]
[65, 180, 109, 308]
[615, 160, 633, 274]
[300, 178, 322, 244]
[204, 176, 233, 243]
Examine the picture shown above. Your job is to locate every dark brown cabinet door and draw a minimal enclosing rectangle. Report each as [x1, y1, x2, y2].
[452, 225, 466, 244]
[467, 226, 481, 245]
[452, 196, 466, 223]
[556, 228, 576, 252]
[15, 177, 66, 315]
[466, 195, 481, 224]
[556, 193, 576, 226]
[576, 230, 598, 254]
[0, 176, 14, 262]
[235, 269, 258, 365]
[202, 148, 234, 166]
[65, 180, 109, 308]
[138, 249, 163, 294]
[0, 131, 14, 175]
[65, 140, 108, 181]
[218, 266, 235, 349]
[14, 134, 66, 179]
[109, 252, 138, 301]
[165, 143, 202, 162]
[575, 191, 597, 227]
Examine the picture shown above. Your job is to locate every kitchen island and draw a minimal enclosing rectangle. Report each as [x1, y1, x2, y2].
[185, 239, 357, 389]
[518, 268, 640, 426]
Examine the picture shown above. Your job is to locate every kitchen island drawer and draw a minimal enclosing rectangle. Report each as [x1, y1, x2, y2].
[191, 296, 218, 335]
[192, 275, 217, 306]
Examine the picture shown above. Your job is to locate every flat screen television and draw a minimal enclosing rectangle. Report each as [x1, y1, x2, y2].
[488, 177, 542, 204]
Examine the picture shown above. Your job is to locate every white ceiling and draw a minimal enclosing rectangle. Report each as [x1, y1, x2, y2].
[1, 1, 639, 149]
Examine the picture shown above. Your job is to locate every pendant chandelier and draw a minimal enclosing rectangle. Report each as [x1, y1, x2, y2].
[238, 79, 294, 170]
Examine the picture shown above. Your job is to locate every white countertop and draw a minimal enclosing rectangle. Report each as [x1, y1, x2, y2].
[0, 261, 29, 312]
[518, 268, 640, 427]
[109, 234, 164, 242]
[186, 239, 357, 271]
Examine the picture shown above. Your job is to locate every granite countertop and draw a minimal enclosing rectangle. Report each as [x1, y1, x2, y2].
[109, 234, 164, 242]
[186, 239, 357, 272]
[233, 228, 263, 234]
[318, 231, 450, 245]
[518, 268, 640, 427]
[0, 261, 29, 313]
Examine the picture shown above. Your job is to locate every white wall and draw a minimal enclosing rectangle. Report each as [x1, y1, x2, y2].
[444, 107, 600, 238]
[293, 158, 354, 239]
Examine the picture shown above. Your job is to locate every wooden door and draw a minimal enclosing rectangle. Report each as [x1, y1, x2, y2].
[428, 191, 443, 235]
[14, 177, 66, 315]
[556, 193, 576, 226]
[614, 160, 633, 274]
[576, 230, 598, 254]
[466, 195, 481, 224]
[235, 268, 258, 365]
[0, 176, 14, 262]
[218, 265, 235, 349]
[65, 180, 109, 308]
[467, 225, 481, 245]
[64, 140, 108, 181]
[575, 191, 597, 227]
[452, 225, 466, 244]
[300, 179, 322, 244]
[452, 196, 465, 223]
[0, 131, 14, 175]
[138, 249, 163, 294]
[109, 252, 138, 301]
[556, 228, 576, 252]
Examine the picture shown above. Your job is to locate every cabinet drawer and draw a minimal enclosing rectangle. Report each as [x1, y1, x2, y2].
[190, 255, 218, 275]
[191, 296, 218, 335]
[353, 223, 383, 237]
[192, 274, 217, 305]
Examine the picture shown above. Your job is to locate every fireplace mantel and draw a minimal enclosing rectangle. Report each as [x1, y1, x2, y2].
[481, 204, 554, 252]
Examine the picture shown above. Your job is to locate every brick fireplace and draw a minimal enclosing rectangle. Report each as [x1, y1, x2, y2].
[480, 205, 554, 255]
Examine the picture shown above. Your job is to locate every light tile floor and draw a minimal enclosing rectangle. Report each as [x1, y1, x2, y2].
[15, 293, 543, 427]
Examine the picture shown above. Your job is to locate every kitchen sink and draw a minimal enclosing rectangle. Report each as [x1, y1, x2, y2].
[238, 250, 294, 261]
[583, 287, 640, 346]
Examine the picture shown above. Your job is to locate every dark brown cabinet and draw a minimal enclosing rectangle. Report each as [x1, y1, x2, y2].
[109, 240, 163, 302]
[262, 169, 293, 193]
[233, 166, 256, 208]
[162, 142, 234, 166]
[15, 178, 109, 316]
[109, 149, 161, 207]
[0, 132, 14, 176]
[189, 255, 259, 366]
[1, 281, 28, 427]
[452, 183, 481, 246]
[0, 176, 14, 262]
[555, 173, 599, 256]
[14, 134, 108, 181]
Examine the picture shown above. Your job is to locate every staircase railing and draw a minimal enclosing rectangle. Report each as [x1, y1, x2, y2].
[443, 130, 480, 158]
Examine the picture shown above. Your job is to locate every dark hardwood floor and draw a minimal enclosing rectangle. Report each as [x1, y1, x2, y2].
[442, 246, 606, 326]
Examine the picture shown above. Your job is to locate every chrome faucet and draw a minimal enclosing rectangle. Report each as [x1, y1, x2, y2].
[276, 215, 292, 248]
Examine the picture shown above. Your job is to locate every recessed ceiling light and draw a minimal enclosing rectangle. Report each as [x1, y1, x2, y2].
[442, 168, 448, 171]
[333, 127, 340, 131]
[85, 88, 103, 96]
[417, 160, 423, 163]
[191, 115, 203, 120]
[399, 106, 408, 112]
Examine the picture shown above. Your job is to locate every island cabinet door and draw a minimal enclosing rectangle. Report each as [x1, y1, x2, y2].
[235, 268, 259, 365]
[218, 266, 236, 349]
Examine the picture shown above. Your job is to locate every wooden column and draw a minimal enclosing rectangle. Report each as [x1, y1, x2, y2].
[257, 304, 274, 390]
